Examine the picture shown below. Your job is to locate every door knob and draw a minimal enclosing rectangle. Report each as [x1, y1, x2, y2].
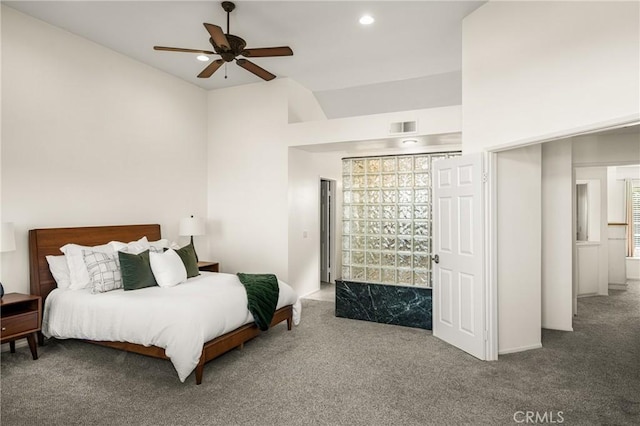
[433, 254, 439, 264]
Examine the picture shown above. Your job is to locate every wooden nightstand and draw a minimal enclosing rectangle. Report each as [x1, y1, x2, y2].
[197, 261, 219, 273]
[1, 293, 42, 360]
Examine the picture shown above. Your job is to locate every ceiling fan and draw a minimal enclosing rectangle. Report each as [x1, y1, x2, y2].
[154, 1, 293, 81]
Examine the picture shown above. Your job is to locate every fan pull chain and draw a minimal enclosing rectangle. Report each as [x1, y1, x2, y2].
[224, 63, 228, 79]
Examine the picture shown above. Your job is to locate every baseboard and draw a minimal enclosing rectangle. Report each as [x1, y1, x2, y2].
[499, 343, 543, 355]
[609, 283, 628, 290]
[299, 288, 321, 299]
[0, 340, 28, 353]
[577, 293, 598, 298]
[542, 325, 573, 332]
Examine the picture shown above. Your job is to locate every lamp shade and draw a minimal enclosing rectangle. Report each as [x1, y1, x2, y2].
[1, 222, 16, 252]
[179, 216, 205, 237]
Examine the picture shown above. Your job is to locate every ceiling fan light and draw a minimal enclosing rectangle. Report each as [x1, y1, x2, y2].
[359, 15, 375, 25]
[196, 55, 210, 62]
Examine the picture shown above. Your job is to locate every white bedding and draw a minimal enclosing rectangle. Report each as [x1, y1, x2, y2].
[42, 272, 301, 382]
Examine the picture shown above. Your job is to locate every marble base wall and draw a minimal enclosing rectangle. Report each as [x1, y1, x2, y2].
[335, 280, 432, 330]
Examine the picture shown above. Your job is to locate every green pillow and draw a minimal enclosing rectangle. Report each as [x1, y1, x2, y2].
[118, 250, 158, 291]
[175, 242, 200, 278]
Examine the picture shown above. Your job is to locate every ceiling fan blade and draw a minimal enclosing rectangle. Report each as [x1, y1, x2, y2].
[203, 23, 230, 50]
[154, 46, 216, 55]
[236, 59, 276, 81]
[241, 47, 293, 58]
[197, 59, 225, 78]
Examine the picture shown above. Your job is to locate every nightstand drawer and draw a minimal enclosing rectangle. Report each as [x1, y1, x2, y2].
[1, 311, 38, 338]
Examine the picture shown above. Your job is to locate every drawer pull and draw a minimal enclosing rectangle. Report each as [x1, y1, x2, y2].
[1, 327, 6, 331]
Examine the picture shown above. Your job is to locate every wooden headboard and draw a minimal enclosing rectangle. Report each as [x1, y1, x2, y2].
[29, 224, 161, 302]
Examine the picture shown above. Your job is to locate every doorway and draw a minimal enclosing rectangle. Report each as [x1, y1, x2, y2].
[320, 179, 332, 283]
[314, 178, 336, 302]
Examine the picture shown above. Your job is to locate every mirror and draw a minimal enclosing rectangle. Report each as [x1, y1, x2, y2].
[576, 183, 588, 241]
[576, 179, 601, 242]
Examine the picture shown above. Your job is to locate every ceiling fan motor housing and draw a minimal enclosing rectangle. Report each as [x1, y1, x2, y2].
[210, 34, 246, 62]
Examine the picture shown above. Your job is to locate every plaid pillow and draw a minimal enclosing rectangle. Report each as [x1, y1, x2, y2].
[83, 250, 122, 294]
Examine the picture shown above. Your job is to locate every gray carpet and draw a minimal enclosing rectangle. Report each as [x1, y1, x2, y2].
[1, 282, 639, 426]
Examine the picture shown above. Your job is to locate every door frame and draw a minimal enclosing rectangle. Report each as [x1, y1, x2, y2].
[319, 177, 337, 284]
[486, 152, 499, 360]
[485, 116, 638, 356]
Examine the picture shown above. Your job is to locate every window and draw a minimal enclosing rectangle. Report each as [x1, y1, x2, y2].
[341, 152, 460, 287]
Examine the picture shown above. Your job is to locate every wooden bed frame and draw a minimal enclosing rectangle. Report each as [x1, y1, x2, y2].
[29, 224, 293, 385]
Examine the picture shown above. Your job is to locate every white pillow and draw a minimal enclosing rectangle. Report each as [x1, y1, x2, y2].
[109, 237, 168, 254]
[149, 249, 187, 288]
[149, 238, 169, 253]
[109, 236, 149, 255]
[45, 255, 71, 289]
[60, 243, 114, 290]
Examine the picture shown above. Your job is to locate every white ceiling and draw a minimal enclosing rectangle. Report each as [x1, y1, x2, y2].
[4, 1, 484, 96]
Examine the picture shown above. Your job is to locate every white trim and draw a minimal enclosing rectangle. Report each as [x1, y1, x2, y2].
[574, 159, 640, 168]
[299, 288, 323, 299]
[542, 325, 574, 332]
[485, 152, 499, 360]
[498, 343, 543, 355]
[572, 168, 578, 316]
[319, 177, 338, 286]
[485, 114, 640, 153]
[609, 283, 628, 290]
[1, 340, 28, 353]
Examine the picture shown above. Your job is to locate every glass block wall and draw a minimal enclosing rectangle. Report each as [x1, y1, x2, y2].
[341, 153, 460, 287]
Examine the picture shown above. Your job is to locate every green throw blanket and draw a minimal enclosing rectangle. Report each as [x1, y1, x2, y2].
[237, 273, 280, 331]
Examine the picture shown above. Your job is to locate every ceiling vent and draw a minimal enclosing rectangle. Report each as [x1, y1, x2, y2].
[389, 120, 417, 135]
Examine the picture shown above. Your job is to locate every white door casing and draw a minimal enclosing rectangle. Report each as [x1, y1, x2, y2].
[320, 179, 331, 283]
[432, 153, 486, 360]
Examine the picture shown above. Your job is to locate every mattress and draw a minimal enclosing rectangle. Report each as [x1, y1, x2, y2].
[42, 272, 301, 382]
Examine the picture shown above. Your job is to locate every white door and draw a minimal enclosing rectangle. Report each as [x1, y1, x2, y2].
[432, 153, 486, 360]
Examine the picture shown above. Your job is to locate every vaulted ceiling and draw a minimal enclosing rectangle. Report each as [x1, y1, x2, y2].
[4, 1, 485, 118]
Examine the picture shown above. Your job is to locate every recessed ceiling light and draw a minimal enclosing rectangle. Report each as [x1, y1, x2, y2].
[359, 15, 375, 25]
[402, 139, 418, 145]
[196, 55, 210, 62]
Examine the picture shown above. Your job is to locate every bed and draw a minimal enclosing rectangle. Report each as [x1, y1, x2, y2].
[29, 224, 300, 384]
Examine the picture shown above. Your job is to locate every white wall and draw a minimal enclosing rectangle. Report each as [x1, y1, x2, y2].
[314, 71, 462, 120]
[541, 140, 573, 331]
[573, 133, 640, 167]
[1, 7, 208, 295]
[286, 78, 327, 124]
[463, 1, 639, 354]
[462, 1, 639, 153]
[286, 105, 461, 148]
[607, 167, 626, 224]
[627, 258, 640, 280]
[608, 225, 627, 286]
[206, 80, 289, 280]
[288, 149, 343, 297]
[497, 145, 542, 354]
